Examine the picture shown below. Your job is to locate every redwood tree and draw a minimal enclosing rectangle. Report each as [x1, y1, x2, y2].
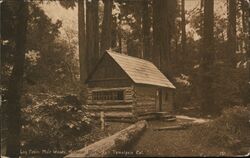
[86, 0, 99, 74]
[181, 0, 187, 58]
[78, 0, 87, 83]
[6, 0, 28, 157]
[153, 0, 176, 75]
[200, 0, 215, 114]
[100, 0, 113, 55]
[228, 0, 237, 66]
[142, 0, 151, 60]
[93, 0, 99, 57]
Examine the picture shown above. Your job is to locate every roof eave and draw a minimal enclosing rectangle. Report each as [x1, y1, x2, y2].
[134, 82, 176, 89]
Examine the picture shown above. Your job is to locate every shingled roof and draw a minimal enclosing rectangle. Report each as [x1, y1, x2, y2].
[106, 50, 175, 89]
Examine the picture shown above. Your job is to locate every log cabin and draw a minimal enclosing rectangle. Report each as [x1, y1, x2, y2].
[85, 50, 176, 122]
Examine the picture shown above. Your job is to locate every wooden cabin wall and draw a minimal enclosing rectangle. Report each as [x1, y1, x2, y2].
[87, 54, 130, 88]
[88, 80, 132, 88]
[134, 85, 157, 115]
[86, 54, 137, 121]
[86, 86, 136, 121]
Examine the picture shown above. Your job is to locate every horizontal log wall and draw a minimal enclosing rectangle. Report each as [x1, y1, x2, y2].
[86, 86, 136, 120]
[134, 86, 157, 115]
[88, 80, 132, 88]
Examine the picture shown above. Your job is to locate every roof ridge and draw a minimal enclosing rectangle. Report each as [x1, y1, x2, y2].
[106, 50, 154, 65]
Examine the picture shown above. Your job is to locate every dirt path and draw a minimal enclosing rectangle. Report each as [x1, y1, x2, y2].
[127, 119, 233, 157]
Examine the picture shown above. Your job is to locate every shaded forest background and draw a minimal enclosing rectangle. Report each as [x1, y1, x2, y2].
[1, 0, 250, 157]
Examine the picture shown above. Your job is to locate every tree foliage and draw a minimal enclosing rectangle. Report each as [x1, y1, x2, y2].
[21, 94, 92, 153]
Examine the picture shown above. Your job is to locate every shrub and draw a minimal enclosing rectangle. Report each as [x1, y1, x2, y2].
[191, 106, 250, 149]
[21, 93, 92, 152]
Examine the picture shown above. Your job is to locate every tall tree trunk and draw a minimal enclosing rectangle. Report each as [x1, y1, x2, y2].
[239, 0, 250, 104]
[142, 0, 151, 60]
[6, 1, 28, 157]
[200, 0, 215, 114]
[100, 0, 112, 55]
[127, 38, 132, 56]
[153, 0, 176, 75]
[248, 1, 250, 89]
[86, 0, 99, 74]
[180, 0, 187, 72]
[228, 0, 237, 66]
[241, 4, 246, 35]
[244, 0, 250, 64]
[181, 0, 186, 59]
[153, 0, 161, 69]
[78, 0, 87, 83]
[167, 0, 177, 67]
[118, 14, 122, 53]
[93, 0, 99, 57]
[245, 0, 250, 83]
[200, 0, 204, 39]
[111, 16, 118, 48]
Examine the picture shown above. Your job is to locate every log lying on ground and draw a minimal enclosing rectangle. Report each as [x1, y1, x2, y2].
[163, 117, 177, 122]
[105, 118, 136, 123]
[90, 112, 134, 118]
[176, 115, 210, 124]
[64, 120, 147, 158]
[137, 112, 176, 122]
[153, 124, 189, 131]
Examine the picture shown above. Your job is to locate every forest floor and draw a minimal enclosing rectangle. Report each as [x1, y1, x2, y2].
[124, 118, 235, 157]
[80, 117, 238, 157]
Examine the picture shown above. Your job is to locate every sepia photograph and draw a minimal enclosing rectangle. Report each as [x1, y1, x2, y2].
[1, 0, 250, 157]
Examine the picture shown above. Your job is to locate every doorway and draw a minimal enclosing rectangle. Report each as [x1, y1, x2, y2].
[156, 89, 162, 112]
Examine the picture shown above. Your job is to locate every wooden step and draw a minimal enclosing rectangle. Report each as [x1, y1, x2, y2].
[160, 115, 176, 119]
[137, 112, 156, 116]
[155, 112, 172, 118]
[138, 115, 156, 121]
[155, 112, 170, 116]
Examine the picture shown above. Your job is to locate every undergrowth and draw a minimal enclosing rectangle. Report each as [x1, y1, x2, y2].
[191, 106, 250, 150]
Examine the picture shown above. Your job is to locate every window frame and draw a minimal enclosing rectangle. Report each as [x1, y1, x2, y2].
[92, 90, 124, 101]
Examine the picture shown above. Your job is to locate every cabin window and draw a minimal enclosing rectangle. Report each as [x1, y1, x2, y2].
[92, 90, 124, 101]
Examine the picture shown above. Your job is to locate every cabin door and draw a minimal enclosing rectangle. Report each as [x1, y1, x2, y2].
[162, 89, 174, 112]
[155, 89, 162, 112]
